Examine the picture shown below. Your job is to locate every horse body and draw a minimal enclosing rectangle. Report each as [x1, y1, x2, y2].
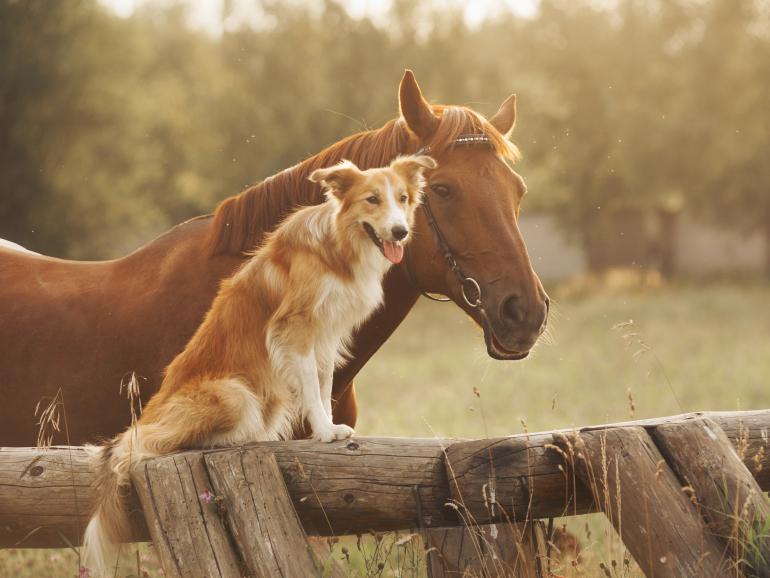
[0, 71, 547, 446]
[0, 213, 417, 445]
[0, 219, 238, 445]
[0, 238, 38, 254]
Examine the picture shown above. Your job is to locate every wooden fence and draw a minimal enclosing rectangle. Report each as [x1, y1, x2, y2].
[1, 409, 768, 577]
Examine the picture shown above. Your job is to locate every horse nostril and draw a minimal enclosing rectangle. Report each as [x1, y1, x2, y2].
[501, 294, 527, 326]
[391, 226, 408, 241]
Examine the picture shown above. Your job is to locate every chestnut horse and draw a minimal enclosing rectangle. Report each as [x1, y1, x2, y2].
[0, 71, 548, 446]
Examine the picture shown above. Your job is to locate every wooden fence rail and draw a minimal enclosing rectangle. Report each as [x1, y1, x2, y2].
[1, 409, 767, 552]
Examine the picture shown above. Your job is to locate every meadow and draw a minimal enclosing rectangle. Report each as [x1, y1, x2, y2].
[357, 279, 770, 438]
[2, 279, 768, 577]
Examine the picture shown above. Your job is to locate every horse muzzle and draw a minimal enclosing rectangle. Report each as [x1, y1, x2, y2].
[480, 292, 550, 360]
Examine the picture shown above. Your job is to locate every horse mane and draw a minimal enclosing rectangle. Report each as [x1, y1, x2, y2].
[206, 105, 520, 256]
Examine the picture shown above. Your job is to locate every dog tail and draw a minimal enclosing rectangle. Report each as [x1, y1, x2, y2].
[81, 428, 154, 576]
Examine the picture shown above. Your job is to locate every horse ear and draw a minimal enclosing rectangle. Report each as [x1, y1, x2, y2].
[399, 70, 440, 140]
[390, 155, 437, 194]
[489, 94, 517, 137]
[308, 160, 362, 199]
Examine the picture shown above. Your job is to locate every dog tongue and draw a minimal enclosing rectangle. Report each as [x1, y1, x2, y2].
[382, 241, 404, 264]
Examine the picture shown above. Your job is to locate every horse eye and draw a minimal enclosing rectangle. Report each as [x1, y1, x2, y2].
[400, 194, 408, 203]
[366, 195, 380, 204]
[431, 184, 451, 198]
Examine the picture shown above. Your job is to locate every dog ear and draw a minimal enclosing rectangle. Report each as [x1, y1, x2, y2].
[309, 160, 362, 199]
[390, 155, 437, 202]
[390, 155, 437, 183]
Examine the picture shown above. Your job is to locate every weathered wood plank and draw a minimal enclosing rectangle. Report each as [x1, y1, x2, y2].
[131, 452, 242, 578]
[425, 523, 546, 578]
[204, 447, 320, 578]
[264, 436, 454, 536]
[0, 445, 149, 549]
[444, 409, 770, 525]
[652, 417, 770, 578]
[444, 431, 596, 523]
[708, 412, 770, 491]
[554, 427, 729, 578]
[307, 537, 348, 578]
[1, 409, 767, 549]
[0, 437, 454, 547]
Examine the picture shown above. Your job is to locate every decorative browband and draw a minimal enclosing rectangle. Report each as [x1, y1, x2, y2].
[416, 133, 491, 155]
[453, 134, 492, 146]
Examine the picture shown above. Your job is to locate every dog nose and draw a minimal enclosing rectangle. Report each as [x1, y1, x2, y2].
[391, 225, 408, 241]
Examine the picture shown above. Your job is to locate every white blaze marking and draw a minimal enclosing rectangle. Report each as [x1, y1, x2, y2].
[383, 179, 407, 235]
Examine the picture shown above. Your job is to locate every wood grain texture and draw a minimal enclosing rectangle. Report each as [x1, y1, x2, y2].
[263, 436, 454, 536]
[425, 523, 546, 578]
[444, 432, 595, 523]
[445, 409, 770, 525]
[0, 445, 149, 549]
[131, 452, 243, 578]
[554, 427, 729, 578]
[204, 447, 320, 578]
[652, 417, 770, 577]
[1, 410, 767, 549]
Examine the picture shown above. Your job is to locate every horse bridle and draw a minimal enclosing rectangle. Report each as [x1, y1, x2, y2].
[404, 134, 491, 309]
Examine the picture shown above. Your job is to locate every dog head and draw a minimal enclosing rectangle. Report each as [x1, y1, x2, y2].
[309, 155, 437, 264]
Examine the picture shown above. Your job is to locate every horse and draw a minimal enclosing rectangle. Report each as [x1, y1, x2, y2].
[0, 70, 549, 446]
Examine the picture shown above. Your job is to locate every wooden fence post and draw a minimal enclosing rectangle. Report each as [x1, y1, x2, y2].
[131, 452, 242, 578]
[435, 436, 553, 577]
[554, 427, 729, 578]
[204, 446, 322, 578]
[425, 522, 546, 578]
[653, 417, 770, 577]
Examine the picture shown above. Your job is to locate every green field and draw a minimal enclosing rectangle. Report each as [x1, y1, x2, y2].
[357, 280, 770, 438]
[3, 281, 768, 577]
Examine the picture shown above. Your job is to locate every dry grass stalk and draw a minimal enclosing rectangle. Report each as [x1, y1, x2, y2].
[34, 389, 64, 449]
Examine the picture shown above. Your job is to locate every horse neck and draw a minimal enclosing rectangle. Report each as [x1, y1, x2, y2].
[112, 115, 418, 297]
[116, 216, 243, 293]
[207, 119, 418, 256]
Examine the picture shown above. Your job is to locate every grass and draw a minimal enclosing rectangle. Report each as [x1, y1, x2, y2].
[2, 280, 768, 577]
[355, 280, 770, 438]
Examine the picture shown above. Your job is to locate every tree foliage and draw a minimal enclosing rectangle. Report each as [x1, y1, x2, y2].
[0, 0, 768, 263]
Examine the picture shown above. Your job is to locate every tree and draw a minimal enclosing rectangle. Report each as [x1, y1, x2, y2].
[680, 0, 770, 273]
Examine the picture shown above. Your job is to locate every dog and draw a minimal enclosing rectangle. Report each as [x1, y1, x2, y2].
[80, 154, 436, 575]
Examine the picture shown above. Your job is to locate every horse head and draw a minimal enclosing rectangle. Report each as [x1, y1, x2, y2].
[399, 71, 549, 360]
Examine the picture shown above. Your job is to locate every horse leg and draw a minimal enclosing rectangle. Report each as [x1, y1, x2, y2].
[331, 381, 358, 428]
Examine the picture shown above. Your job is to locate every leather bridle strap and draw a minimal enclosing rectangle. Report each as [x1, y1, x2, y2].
[404, 134, 489, 308]
[404, 231, 450, 302]
[419, 196, 481, 308]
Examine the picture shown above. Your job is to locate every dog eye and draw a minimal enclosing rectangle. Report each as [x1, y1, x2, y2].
[366, 195, 380, 205]
[431, 184, 451, 199]
[400, 194, 408, 203]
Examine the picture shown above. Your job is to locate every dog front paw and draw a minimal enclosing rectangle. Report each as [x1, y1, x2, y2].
[312, 423, 355, 443]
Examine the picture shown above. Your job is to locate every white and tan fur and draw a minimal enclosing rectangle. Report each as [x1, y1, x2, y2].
[81, 154, 436, 576]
